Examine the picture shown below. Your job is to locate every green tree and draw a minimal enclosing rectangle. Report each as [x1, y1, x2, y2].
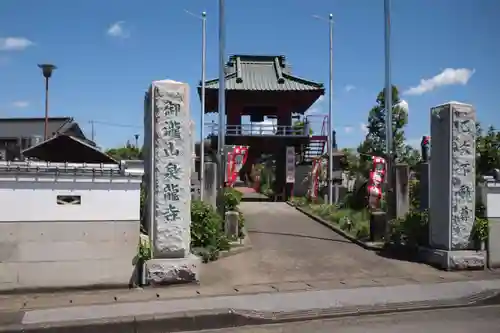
[476, 123, 500, 178]
[106, 142, 142, 161]
[339, 148, 360, 176]
[399, 145, 422, 171]
[357, 85, 408, 175]
[293, 120, 313, 135]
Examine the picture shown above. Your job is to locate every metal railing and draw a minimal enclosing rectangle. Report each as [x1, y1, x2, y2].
[206, 123, 310, 137]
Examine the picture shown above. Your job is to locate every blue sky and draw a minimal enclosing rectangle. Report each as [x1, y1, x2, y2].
[0, 0, 498, 149]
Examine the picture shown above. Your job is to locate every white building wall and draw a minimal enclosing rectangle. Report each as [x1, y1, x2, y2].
[0, 161, 143, 291]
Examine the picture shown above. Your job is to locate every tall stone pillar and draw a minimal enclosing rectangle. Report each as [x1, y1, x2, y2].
[144, 80, 200, 285]
[425, 102, 485, 270]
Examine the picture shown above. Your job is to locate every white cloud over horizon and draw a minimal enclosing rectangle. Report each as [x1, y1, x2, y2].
[11, 101, 29, 108]
[107, 21, 130, 38]
[0, 37, 34, 51]
[404, 68, 475, 96]
[344, 85, 356, 92]
[344, 126, 353, 134]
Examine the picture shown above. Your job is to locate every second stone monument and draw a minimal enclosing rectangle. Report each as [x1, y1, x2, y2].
[424, 101, 485, 270]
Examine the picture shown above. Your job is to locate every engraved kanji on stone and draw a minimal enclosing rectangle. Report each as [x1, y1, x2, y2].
[456, 184, 473, 202]
[163, 100, 181, 117]
[452, 140, 473, 155]
[164, 141, 180, 157]
[165, 162, 181, 180]
[165, 204, 181, 222]
[453, 159, 472, 176]
[162, 120, 181, 139]
[154, 88, 181, 117]
[164, 184, 180, 201]
[459, 206, 472, 221]
[454, 119, 473, 133]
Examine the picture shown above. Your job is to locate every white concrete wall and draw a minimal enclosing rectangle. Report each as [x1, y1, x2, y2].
[0, 221, 138, 291]
[0, 162, 143, 291]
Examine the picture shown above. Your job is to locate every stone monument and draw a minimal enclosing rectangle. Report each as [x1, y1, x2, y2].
[143, 79, 200, 284]
[424, 101, 485, 270]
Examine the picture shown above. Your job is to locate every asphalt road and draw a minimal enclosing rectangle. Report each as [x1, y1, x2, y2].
[184, 305, 500, 333]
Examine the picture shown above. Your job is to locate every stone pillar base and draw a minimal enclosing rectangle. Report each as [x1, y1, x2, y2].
[145, 254, 201, 286]
[418, 247, 486, 271]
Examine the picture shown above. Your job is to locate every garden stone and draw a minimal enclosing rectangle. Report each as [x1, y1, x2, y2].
[143, 79, 200, 284]
[225, 211, 239, 239]
[395, 164, 410, 218]
[421, 102, 485, 270]
[419, 162, 430, 211]
[370, 211, 386, 242]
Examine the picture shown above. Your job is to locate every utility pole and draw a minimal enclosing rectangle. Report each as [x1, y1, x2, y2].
[327, 13, 334, 205]
[200, 11, 207, 200]
[184, 9, 208, 200]
[89, 120, 95, 142]
[218, 0, 226, 190]
[312, 14, 334, 205]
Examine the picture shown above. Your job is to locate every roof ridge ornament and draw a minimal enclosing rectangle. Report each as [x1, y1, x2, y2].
[274, 57, 285, 84]
[236, 56, 243, 83]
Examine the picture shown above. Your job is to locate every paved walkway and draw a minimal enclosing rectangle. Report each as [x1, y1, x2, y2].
[10, 279, 500, 327]
[201, 201, 481, 288]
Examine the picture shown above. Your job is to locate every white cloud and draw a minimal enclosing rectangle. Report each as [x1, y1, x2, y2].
[11, 101, 29, 108]
[396, 99, 409, 114]
[107, 21, 130, 38]
[344, 85, 356, 92]
[0, 37, 34, 51]
[404, 68, 475, 96]
[344, 126, 353, 134]
[359, 123, 368, 135]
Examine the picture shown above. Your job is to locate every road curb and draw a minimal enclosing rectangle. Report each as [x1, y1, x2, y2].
[1, 290, 498, 333]
[286, 202, 382, 251]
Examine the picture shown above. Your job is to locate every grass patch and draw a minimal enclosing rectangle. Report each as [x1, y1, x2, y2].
[291, 197, 370, 240]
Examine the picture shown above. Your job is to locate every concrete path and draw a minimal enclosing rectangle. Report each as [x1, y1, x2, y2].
[201, 201, 476, 287]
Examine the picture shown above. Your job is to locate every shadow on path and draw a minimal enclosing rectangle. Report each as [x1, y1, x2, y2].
[248, 230, 353, 244]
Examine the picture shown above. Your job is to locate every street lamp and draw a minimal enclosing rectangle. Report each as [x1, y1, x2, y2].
[184, 9, 207, 200]
[383, 0, 394, 219]
[218, 0, 226, 190]
[134, 134, 140, 148]
[312, 13, 334, 205]
[38, 64, 57, 140]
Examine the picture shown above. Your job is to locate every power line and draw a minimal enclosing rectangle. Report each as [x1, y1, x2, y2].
[87, 120, 143, 129]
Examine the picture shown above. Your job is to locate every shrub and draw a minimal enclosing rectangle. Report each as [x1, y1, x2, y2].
[409, 179, 421, 209]
[238, 211, 245, 239]
[289, 196, 308, 207]
[389, 209, 429, 247]
[223, 187, 243, 211]
[472, 217, 489, 242]
[191, 200, 230, 262]
[137, 233, 152, 261]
